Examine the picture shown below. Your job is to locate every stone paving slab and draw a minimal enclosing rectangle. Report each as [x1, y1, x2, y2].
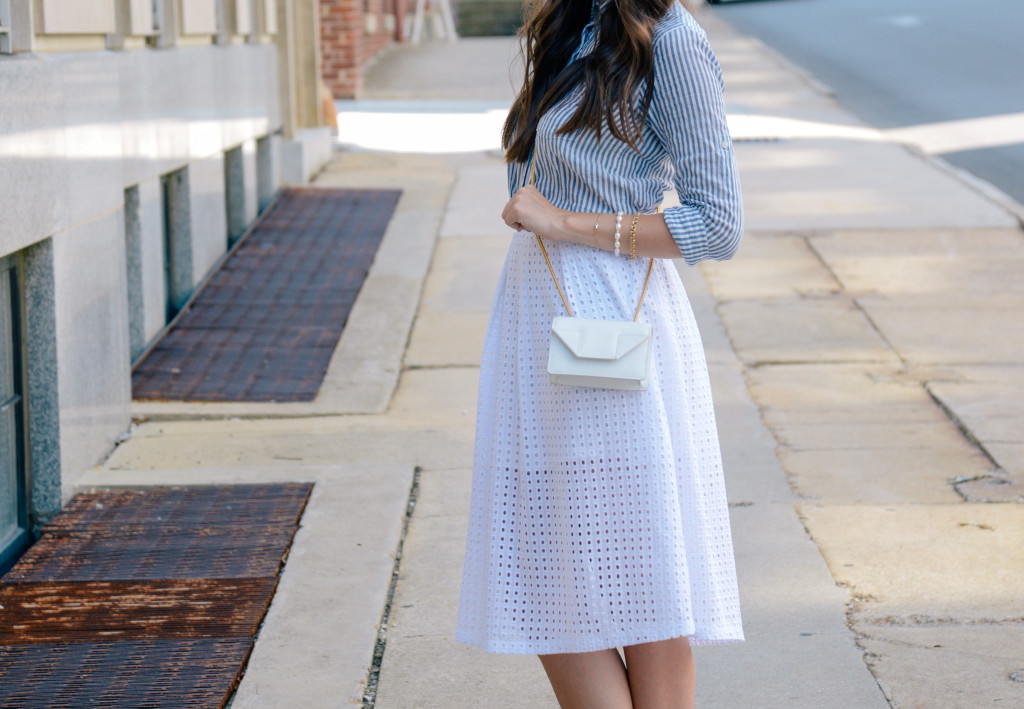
[808, 229, 1024, 304]
[927, 379, 1024, 448]
[855, 302, 1024, 366]
[717, 298, 899, 365]
[798, 504, 1024, 623]
[733, 139, 1018, 232]
[405, 231, 509, 367]
[373, 477, 560, 709]
[696, 502, 890, 709]
[405, 310, 489, 368]
[858, 623, 1024, 709]
[746, 364, 954, 425]
[771, 420, 987, 456]
[777, 448, 967, 505]
[952, 445, 1024, 504]
[928, 374, 1024, 500]
[102, 416, 473, 474]
[386, 367, 480, 426]
[745, 364, 999, 494]
[676, 266, 888, 707]
[419, 236, 511, 313]
[700, 232, 841, 301]
[985, 443, 1024, 478]
[439, 162, 512, 239]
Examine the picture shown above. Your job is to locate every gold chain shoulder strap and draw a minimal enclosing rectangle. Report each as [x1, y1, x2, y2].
[529, 152, 655, 321]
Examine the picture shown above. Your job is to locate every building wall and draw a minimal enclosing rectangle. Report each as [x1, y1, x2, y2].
[51, 211, 132, 504]
[320, 0, 405, 98]
[0, 1, 290, 523]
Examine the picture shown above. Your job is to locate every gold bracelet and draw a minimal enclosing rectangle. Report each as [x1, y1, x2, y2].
[628, 213, 641, 260]
[593, 216, 601, 249]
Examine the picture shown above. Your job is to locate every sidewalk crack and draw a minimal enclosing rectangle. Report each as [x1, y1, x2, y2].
[362, 466, 422, 708]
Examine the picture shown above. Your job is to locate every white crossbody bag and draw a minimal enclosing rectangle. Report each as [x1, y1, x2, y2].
[529, 155, 656, 391]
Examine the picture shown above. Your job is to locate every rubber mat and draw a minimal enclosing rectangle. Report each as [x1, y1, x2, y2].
[132, 187, 402, 402]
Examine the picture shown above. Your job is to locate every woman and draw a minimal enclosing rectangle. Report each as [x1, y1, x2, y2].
[456, 0, 744, 706]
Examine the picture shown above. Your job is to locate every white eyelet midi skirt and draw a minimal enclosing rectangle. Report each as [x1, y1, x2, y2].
[455, 231, 744, 655]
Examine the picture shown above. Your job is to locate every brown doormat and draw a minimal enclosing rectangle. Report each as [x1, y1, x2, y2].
[0, 483, 313, 708]
[132, 187, 402, 402]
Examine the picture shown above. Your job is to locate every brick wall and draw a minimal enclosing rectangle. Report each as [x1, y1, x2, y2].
[321, 0, 406, 98]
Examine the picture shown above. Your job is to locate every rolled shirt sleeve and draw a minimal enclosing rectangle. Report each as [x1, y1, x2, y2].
[648, 21, 743, 265]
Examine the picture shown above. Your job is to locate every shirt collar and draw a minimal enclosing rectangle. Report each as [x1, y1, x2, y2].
[589, 0, 613, 24]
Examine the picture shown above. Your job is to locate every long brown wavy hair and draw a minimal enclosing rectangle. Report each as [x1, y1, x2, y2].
[503, 0, 698, 162]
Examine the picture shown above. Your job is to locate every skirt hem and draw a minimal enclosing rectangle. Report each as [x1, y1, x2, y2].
[454, 626, 745, 656]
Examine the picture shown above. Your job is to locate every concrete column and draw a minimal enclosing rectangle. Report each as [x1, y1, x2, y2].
[163, 168, 194, 317]
[276, 0, 332, 183]
[256, 133, 280, 212]
[225, 145, 248, 245]
[276, 0, 323, 139]
[21, 238, 61, 529]
[124, 178, 167, 358]
[123, 185, 147, 361]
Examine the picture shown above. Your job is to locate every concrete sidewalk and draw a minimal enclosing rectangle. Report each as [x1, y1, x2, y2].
[83, 8, 1024, 709]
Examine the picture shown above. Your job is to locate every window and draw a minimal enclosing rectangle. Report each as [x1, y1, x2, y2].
[0, 0, 11, 54]
[0, 255, 30, 575]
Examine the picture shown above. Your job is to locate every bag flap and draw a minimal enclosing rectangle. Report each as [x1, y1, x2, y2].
[551, 317, 651, 361]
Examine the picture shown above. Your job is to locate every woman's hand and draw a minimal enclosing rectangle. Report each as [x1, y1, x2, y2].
[501, 185, 569, 239]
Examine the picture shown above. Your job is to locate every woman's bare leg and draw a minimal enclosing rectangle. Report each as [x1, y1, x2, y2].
[622, 636, 695, 709]
[539, 648, 634, 709]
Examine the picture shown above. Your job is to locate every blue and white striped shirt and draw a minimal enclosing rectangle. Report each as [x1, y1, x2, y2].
[509, 0, 742, 265]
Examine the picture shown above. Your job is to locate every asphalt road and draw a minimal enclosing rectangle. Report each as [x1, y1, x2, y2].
[710, 0, 1024, 206]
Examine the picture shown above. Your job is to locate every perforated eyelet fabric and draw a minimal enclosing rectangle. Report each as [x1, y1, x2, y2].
[457, 1, 743, 655]
[456, 234, 743, 654]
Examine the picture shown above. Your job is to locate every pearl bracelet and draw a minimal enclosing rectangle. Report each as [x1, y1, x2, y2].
[614, 211, 623, 257]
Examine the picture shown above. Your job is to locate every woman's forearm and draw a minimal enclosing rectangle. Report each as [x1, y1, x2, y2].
[550, 210, 686, 260]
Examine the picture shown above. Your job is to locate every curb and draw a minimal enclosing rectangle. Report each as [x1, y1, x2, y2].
[909, 147, 1024, 229]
